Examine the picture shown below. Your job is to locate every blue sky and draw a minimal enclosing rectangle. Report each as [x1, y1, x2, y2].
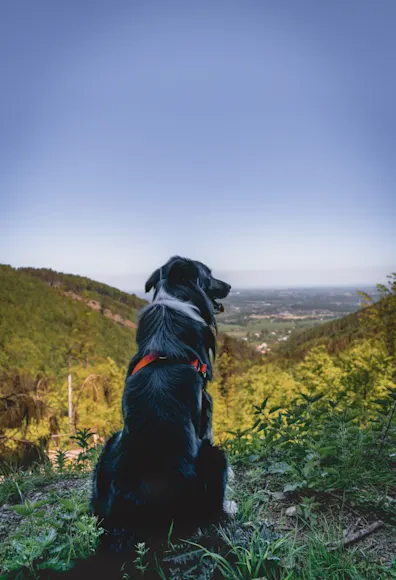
[1, 0, 395, 290]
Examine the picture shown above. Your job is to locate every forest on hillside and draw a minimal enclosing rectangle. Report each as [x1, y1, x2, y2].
[1, 266, 395, 464]
[0, 265, 143, 462]
[0, 269, 395, 578]
[0, 272, 395, 578]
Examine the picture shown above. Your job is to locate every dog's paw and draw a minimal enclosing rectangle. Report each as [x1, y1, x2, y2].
[224, 500, 238, 515]
[227, 466, 235, 482]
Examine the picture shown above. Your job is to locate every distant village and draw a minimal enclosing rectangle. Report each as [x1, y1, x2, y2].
[241, 329, 292, 354]
[219, 287, 368, 355]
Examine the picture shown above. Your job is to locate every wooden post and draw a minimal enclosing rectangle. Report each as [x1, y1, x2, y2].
[68, 372, 74, 434]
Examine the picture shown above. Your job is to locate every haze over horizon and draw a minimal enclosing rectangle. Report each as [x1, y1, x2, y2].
[82, 265, 394, 294]
[1, 1, 395, 285]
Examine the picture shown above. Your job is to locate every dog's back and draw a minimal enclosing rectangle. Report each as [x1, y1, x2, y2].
[91, 361, 223, 548]
[40, 258, 231, 578]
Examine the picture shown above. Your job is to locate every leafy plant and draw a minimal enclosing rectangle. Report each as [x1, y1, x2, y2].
[0, 491, 101, 576]
[54, 450, 68, 473]
[133, 542, 150, 575]
[186, 526, 287, 579]
[70, 428, 97, 472]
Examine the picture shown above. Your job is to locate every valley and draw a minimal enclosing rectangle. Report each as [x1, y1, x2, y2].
[0, 267, 395, 578]
[217, 286, 378, 353]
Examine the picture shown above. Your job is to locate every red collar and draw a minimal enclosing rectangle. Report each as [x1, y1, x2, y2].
[131, 354, 207, 378]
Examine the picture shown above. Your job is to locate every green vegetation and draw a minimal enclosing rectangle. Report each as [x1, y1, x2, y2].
[218, 318, 325, 348]
[0, 481, 98, 577]
[210, 274, 396, 439]
[0, 265, 143, 458]
[272, 291, 391, 363]
[1, 383, 395, 578]
[217, 286, 363, 351]
[19, 267, 146, 320]
[0, 268, 395, 578]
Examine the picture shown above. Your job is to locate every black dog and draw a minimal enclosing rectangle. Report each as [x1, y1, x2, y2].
[91, 256, 232, 554]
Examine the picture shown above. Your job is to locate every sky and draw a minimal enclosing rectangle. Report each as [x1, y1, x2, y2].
[1, 0, 395, 290]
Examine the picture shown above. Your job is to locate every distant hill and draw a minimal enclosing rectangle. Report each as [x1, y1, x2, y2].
[19, 267, 147, 324]
[1, 264, 394, 461]
[0, 265, 150, 446]
[0, 265, 147, 373]
[273, 292, 394, 363]
[1, 274, 394, 579]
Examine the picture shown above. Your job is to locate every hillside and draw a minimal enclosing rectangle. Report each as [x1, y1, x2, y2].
[0, 271, 395, 578]
[0, 265, 147, 451]
[272, 291, 395, 364]
[271, 305, 366, 363]
[19, 267, 146, 325]
[2, 265, 395, 452]
[210, 276, 396, 438]
[0, 265, 146, 371]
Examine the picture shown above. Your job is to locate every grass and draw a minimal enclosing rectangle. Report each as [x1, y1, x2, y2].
[0, 466, 70, 507]
[0, 486, 99, 577]
[0, 431, 102, 578]
[221, 388, 396, 578]
[0, 391, 395, 579]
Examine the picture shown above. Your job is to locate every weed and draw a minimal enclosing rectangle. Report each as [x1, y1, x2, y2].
[54, 450, 68, 473]
[133, 542, 150, 575]
[0, 491, 101, 576]
[70, 428, 97, 472]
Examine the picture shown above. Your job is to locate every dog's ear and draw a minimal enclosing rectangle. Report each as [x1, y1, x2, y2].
[168, 257, 198, 287]
[145, 268, 161, 293]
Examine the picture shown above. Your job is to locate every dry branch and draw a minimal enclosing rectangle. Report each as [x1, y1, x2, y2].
[328, 520, 384, 551]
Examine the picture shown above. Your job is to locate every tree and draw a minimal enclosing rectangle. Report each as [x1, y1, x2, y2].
[294, 346, 343, 399]
[358, 273, 396, 383]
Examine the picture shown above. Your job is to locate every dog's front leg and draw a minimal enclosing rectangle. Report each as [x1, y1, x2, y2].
[198, 392, 237, 516]
[194, 440, 228, 523]
[199, 388, 214, 444]
[91, 432, 121, 519]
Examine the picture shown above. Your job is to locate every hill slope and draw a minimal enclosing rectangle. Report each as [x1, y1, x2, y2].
[0, 265, 147, 446]
[0, 265, 146, 372]
[272, 308, 366, 363]
[271, 293, 394, 364]
[210, 278, 396, 438]
[1, 272, 395, 577]
[19, 267, 146, 325]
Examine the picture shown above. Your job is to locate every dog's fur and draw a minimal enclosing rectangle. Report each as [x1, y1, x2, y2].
[38, 258, 231, 579]
[90, 256, 231, 553]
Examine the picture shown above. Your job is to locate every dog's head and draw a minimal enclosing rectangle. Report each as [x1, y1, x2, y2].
[145, 256, 231, 320]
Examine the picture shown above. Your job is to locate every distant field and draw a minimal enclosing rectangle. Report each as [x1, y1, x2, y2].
[216, 286, 367, 351]
[218, 317, 330, 349]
